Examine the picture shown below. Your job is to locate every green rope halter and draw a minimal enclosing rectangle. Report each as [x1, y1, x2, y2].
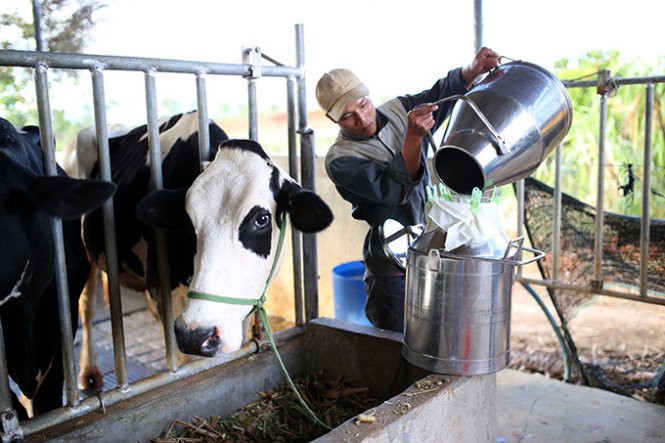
[187, 212, 330, 430]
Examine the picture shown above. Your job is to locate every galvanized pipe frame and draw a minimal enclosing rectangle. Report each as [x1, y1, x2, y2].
[144, 69, 179, 374]
[34, 64, 81, 408]
[516, 73, 665, 306]
[0, 49, 300, 79]
[0, 24, 317, 436]
[286, 77, 305, 324]
[295, 24, 321, 322]
[90, 67, 131, 392]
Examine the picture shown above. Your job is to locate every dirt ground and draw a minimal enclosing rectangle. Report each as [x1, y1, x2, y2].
[508, 282, 665, 404]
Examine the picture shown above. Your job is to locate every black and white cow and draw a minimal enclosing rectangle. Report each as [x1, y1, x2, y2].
[0, 118, 115, 418]
[137, 139, 333, 356]
[69, 110, 230, 391]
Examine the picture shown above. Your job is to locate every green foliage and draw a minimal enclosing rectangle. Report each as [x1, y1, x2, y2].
[39, 0, 104, 53]
[1, 0, 104, 53]
[534, 51, 665, 219]
[1, 0, 103, 145]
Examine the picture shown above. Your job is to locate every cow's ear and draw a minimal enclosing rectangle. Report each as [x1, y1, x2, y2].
[29, 176, 116, 220]
[279, 181, 333, 233]
[137, 188, 190, 231]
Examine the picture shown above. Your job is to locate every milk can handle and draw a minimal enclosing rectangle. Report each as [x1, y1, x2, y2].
[512, 246, 546, 265]
[435, 236, 545, 265]
[502, 236, 546, 265]
[431, 94, 508, 156]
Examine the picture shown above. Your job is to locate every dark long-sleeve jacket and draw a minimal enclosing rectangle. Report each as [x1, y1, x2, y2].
[324, 67, 468, 276]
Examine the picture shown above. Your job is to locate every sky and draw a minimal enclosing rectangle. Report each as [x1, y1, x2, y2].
[4, 0, 664, 135]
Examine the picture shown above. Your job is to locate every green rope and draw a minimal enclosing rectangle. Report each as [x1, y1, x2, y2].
[187, 292, 257, 306]
[187, 212, 330, 430]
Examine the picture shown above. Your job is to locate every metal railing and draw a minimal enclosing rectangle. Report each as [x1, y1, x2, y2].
[0, 23, 318, 438]
[516, 71, 665, 307]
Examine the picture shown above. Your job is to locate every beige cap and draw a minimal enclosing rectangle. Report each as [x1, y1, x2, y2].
[315, 68, 369, 122]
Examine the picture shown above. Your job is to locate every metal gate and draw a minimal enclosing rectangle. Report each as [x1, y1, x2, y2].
[514, 71, 665, 386]
[0, 23, 321, 440]
[516, 71, 665, 306]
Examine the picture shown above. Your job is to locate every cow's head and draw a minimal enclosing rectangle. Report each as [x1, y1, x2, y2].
[0, 118, 116, 414]
[137, 139, 332, 356]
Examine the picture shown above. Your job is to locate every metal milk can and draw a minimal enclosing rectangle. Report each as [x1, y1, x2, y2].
[432, 60, 573, 194]
[402, 228, 544, 375]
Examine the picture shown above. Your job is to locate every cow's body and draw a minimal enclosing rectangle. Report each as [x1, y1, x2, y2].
[72, 111, 229, 390]
[0, 118, 115, 417]
[69, 112, 228, 389]
[138, 139, 333, 356]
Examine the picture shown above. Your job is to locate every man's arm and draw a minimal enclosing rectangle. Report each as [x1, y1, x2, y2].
[402, 103, 438, 179]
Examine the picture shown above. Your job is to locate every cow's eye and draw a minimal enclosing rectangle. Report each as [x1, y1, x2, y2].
[239, 205, 273, 258]
[255, 213, 271, 230]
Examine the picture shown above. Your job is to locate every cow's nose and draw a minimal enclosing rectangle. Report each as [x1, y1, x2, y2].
[174, 316, 221, 357]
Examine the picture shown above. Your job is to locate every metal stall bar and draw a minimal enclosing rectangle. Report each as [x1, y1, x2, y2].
[0, 50, 301, 80]
[240, 39, 310, 327]
[640, 83, 654, 298]
[247, 78, 259, 140]
[474, 0, 483, 51]
[195, 72, 211, 167]
[564, 75, 665, 89]
[244, 47, 261, 141]
[515, 180, 525, 277]
[90, 66, 130, 390]
[515, 279, 665, 306]
[242, 46, 263, 338]
[0, 323, 13, 413]
[144, 69, 178, 373]
[294, 24, 320, 321]
[286, 76, 305, 325]
[30, 0, 44, 52]
[0, 321, 24, 442]
[592, 70, 610, 291]
[552, 143, 563, 284]
[33, 63, 80, 407]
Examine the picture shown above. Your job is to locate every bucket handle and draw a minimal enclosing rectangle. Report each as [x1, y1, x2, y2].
[434, 236, 545, 266]
[501, 236, 546, 265]
[431, 95, 508, 156]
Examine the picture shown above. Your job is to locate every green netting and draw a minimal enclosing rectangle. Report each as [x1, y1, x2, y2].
[523, 177, 665, 301]
[519, 177, 665, 398]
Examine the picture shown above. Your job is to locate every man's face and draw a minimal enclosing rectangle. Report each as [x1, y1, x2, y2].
[336, 96, 377, 138]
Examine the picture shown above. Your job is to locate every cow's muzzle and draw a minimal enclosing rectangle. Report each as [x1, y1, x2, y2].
[174, 316, 220, 357]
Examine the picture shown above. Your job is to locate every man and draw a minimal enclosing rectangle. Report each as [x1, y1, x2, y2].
[316, 47, 501, 332]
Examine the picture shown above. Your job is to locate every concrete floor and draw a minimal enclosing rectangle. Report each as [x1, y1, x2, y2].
[496, 369, 665, 443]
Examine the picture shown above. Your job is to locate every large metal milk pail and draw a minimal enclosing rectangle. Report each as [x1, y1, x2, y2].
[402, 229, 544, 375]
[432, 61, 573, 194]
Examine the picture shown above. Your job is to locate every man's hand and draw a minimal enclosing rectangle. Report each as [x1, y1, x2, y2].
[406, 103, 438, 137]
[402, 103, 438, 179]
[461, 47, 501, 88]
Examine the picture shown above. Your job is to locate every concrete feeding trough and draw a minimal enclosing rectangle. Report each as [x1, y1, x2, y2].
[33, 319, 497, 442]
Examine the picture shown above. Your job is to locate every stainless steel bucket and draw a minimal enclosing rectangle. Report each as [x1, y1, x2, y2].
[402, 229, 544, 375]
[432, 61, 573, 194]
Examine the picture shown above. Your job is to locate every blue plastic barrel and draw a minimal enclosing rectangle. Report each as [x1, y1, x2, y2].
[332, 261, 372, 326]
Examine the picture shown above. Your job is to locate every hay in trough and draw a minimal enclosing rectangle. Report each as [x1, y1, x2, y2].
[152, 370, 380, 442]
